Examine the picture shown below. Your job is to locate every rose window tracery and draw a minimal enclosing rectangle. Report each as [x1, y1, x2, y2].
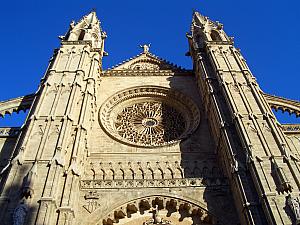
[115, 101, 185, 146]
[99, 86, 200, 148]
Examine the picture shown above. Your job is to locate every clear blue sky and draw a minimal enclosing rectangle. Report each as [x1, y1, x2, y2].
[0, 0, 299, 125]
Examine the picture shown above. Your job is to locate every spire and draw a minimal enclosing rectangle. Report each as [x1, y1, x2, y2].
[191, 11, 231, 46]
[84, 11, 99, 26]
[62, 11, 107, 49]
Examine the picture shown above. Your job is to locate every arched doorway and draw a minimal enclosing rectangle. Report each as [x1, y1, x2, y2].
[100, 195, 225, 225]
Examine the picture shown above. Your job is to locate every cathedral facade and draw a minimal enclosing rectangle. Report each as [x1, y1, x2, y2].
[0, 11, 300, 225]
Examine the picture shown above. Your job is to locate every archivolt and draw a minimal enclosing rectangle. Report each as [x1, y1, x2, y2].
[99, 195, 225, 225]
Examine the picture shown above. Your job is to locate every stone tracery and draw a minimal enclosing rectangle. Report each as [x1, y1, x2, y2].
[115, 101, 185, 146]
[99, 86, 200, 148]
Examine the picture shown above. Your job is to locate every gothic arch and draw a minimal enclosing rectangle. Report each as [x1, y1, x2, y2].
[210, 30, 222, 42]
[83, 194, 227, 225]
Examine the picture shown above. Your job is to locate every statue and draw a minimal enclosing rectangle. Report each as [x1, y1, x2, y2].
[140, 44, 151, 53]
[287, 195, 300, 224]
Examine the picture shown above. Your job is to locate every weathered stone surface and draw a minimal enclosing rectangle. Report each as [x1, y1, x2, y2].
[0, 10, 299, 225]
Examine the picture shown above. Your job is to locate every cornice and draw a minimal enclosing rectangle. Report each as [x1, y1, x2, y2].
[102, 69, 193, 77]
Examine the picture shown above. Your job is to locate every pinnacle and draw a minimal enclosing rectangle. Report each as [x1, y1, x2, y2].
[85, 10, 99, 25]
[75, 10, 100, 28]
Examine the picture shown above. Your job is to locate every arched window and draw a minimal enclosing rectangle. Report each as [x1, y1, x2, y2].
[210, 30, 222, 41]
[78, 30, 85, 40]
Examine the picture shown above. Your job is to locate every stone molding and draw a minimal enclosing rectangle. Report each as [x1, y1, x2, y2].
[102, 70, 193, 77]
[100, 195, 225, 225]
[99, 86, 200, 148]
[80, 177, 228, 190]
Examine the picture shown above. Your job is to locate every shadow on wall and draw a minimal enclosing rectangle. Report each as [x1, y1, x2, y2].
[0, 96, 34, 224]
[166, 74, 238, 225]
[0, 181, 38, 225]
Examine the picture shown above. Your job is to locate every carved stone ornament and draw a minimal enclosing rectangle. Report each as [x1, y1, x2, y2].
[12, 203, 28, 225]
[102, 196, 219, 225]
[99, 86, 200, 147]
[143, 205, 172, 224]
[130, 62, 160, 70]
[287, 195, 300, 224]
[83, 191, 101, 213]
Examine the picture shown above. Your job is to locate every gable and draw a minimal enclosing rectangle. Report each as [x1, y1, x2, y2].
[110, 53, 179, 71]
[103, 50, 192, 76]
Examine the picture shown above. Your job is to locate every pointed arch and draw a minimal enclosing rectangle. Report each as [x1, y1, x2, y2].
[210, 30, 222, 41]
[164, 167, 174, 179]
[78, 29, 86, 40]
[153, 168, 164, 179]
[135, 168, 144, 180]
[107, 169, 115, 180]
[145, 168, 154, 180]
[115, 168, 124, 180]
[174, 167, 183, 179]
[97, 169, 105, 180]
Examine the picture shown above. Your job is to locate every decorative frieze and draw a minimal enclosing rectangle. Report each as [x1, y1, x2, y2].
[80, 177, 227, 190]
[0, 94, 34, 118]
[102, 70, 192, 77]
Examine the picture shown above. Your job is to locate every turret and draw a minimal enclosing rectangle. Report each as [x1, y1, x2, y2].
[190, 12, 231, 49]
[62, 11, 107, 51]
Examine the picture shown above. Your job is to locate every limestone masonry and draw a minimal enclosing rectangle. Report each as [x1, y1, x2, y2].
[0, 11, 300, 225]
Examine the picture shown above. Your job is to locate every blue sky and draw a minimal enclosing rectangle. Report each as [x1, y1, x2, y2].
[0, 0, 299, 125]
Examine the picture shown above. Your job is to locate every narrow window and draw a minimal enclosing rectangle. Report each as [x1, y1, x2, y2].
[78, 30, 85, 40]
[210, 30, 222, 41]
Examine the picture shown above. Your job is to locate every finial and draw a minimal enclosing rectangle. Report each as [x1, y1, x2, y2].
[140, 44, 151, 53]
[70, 20, 75, 28]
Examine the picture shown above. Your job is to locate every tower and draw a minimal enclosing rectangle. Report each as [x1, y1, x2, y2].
[188, 12, 300, 224]
[0, 10, 299, 225]
[0, 11, 107, 224]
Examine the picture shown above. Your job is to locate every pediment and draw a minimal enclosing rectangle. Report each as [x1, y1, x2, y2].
[108, 52, 188, 73]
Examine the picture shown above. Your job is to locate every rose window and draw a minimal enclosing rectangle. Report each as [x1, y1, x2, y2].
[99, 86, 200, 148]
[114, 101, 185, 146]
